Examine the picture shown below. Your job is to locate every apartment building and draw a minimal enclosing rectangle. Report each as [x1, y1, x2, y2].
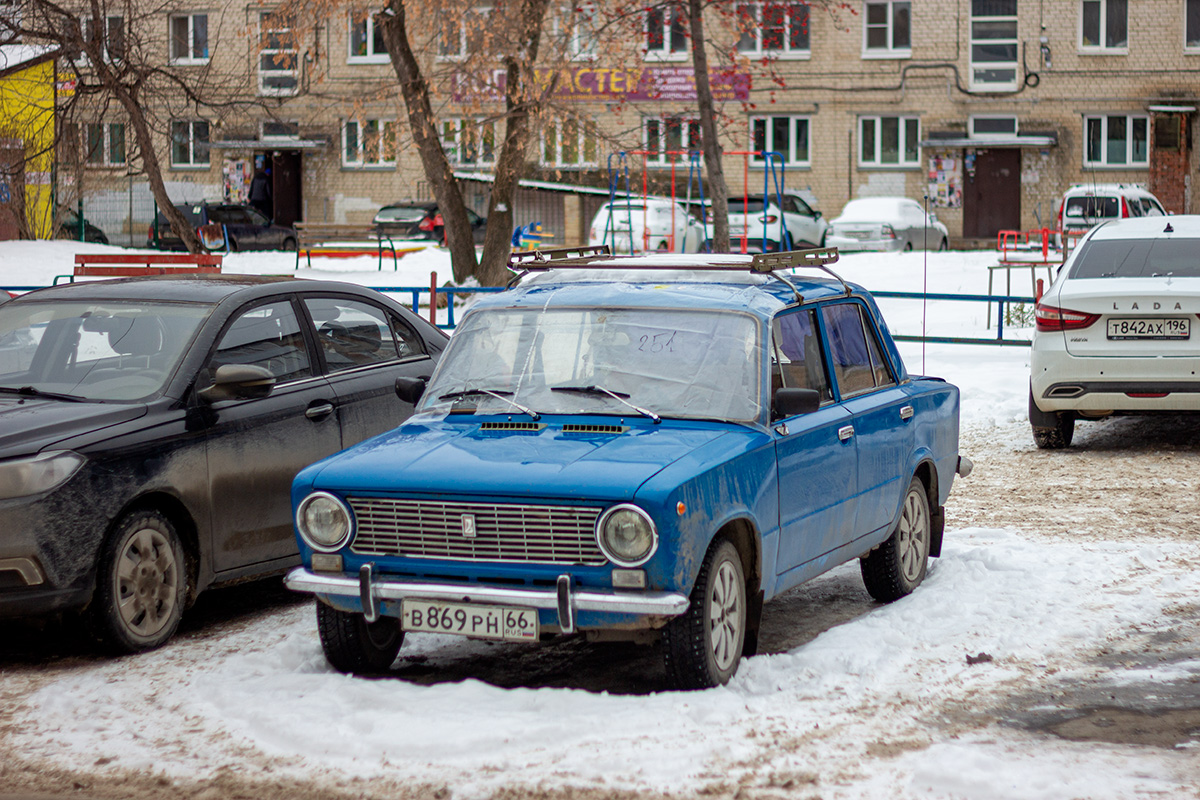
[63, 0, 1199, 245]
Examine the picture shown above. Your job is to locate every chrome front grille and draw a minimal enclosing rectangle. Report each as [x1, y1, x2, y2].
[348, 498, 606, 565]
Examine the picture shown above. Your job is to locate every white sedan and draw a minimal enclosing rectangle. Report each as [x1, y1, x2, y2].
[1030, 215, 1200, 448]
[826, 197, 948, 253]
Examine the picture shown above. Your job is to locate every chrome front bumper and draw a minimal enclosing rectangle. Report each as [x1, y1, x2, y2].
[284, 567, 690, 634]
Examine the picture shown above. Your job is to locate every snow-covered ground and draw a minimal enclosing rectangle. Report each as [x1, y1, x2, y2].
[3, 240, 1199, 799]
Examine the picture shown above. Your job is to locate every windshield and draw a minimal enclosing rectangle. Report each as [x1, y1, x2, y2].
[0, 300, 213, 401]
[420, 307, 763, 422]
[1070, 238, 1200, 278]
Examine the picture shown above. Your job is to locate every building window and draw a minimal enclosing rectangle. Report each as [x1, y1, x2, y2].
[859, 115, 919, 167]
[261, 120, 300, 140]
[86, 122, 126, 166]
[349, 9, 388, 62]
[969, 115, 1018, 137]
[542, 118, 598, 168]
[644, 115, 701, 165]
[171, 120, 210, 168]
[1084, 114, 1148, 166]
[1080, 0, 1126, 50]
[737, 2, 810, 56]
[83, 14, 124, 61]
[970, 0, 1017, 90]
[169, 13, 209, 64]
[441, 118, 495, 167]
[750, 115, 810, 166]
[437, 6, 491, 59]
[1186, 0, 1200, 49]
[259, 11, 298, 96]
[342, 118, 397, 167]
[555, 4, 598, 59]
[863, 1, 910, 56]
[645, 3, 688, 58]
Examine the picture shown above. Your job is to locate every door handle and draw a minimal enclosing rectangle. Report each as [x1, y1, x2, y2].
[838, 425, 855, 441]
[900, 405, 914, 420]
[305, 401, 335, 420]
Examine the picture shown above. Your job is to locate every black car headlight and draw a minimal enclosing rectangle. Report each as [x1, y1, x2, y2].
[0, 451, 84, 500]
[296, 492, 353, 552]
[596, 504, 658, 567]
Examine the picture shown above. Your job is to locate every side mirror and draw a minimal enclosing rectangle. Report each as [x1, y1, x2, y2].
[395, 376, 427, 404]
[197, 364, 275, 403]
[773, 387, 820, 419]
[814, 210, 822, 219]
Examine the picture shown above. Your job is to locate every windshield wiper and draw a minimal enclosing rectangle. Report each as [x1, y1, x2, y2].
[438, 387, 540, 421]
[0, 385, 88, 403]
[552, 384, 661, 423]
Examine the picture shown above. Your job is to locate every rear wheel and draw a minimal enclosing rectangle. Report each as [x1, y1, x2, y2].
[860, 478, 930, 603]
[316, 602, 404, 674]
[281, 237, 297, 251]
[663, 538, 746, 690]
[938, 237, 949, 251]
[1029, 388, 1076, 449]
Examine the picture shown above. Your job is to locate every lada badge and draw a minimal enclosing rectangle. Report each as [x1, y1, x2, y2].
[461, 513, 477, 539]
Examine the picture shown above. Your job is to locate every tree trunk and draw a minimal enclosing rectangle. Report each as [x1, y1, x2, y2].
[378, 0, 478, 283]
[687, 0, 728, 254]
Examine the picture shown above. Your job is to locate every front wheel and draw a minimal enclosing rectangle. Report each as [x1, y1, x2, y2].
[88, 509, 187, 653]
[860, 478, 930, 603]
[663, 539, 746, 690]
[938, 237, 949, 251]
[317, 602, 404, 674]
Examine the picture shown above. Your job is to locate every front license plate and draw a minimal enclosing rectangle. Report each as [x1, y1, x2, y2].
[1106, 317, 1190, 340]
[401, 599, 538, 642]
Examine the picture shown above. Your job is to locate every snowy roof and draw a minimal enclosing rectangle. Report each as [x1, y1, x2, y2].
[0, 45, 56, 76]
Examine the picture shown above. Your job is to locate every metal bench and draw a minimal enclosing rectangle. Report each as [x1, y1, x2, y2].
[293, 223, 412, 271]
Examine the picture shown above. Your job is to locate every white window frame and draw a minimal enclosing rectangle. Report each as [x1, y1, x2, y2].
[554, 4, 598, 60]
[1079, 0, 1127, 52]
[258, 11, 299, 97]
[541, 118, 598, 168]
[348, 9, 389, 63]
[1187, 0, 1200, 51]
[441, 118, 496, 167]
[169, 12, 210, 65]
[750, 115, 811, 166]
[642, 115, 701, 166]
[82, 14, 124, 63]
[862, 0, 910, 58]
[858, 115, 920, 167]
[170, 120, 210, 169]
[969, 0, 1018, 91]
[643, 3, 689, 61]
[1083, 114, 1149, 167]
[436, 6, 492, 60]
[969, 115, 1018, 138]
[342, 118, 397, 168]
[85, 122, 126, 167]
[736, 2, 811, 58]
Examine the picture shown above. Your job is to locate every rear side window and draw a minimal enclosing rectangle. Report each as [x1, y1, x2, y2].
[304, 296, 423, 372]
[1070, 238, 1200, 278]
[1065, 196, 1119, 219]
[820, 302, 896, 398]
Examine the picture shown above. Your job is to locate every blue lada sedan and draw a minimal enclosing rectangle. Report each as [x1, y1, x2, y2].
[285, 248, 969, 689]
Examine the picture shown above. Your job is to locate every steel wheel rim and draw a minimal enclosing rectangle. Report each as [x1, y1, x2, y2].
[115, 526, 179, 638]
[708, 559, 743, 673]
[897, 490, 929, 583]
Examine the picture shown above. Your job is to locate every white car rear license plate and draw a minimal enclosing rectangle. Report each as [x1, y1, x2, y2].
[401, 599, 538, 641]
[1106, 317, 1190, 340]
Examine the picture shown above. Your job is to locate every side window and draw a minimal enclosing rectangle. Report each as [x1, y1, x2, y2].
[820, 302, 896, 398]
[304, 297, 424, 372]
[770, 309, 832, 404]
[209, 300, 312, 384]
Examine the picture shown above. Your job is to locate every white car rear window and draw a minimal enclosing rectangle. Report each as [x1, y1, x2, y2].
[1070, 238, 1200, 278]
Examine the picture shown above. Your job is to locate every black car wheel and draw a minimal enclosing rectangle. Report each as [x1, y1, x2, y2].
[663, 538, 746, 690]
[281, 237, 297, 251]
[1029, 388, 1076, 449]
[317, 602, 404, 674]
[88, 509, 187, 653]
[860, 477, 930, 603]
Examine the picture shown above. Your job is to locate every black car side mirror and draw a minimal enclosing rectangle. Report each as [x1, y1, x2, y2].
[198, 364, 276, 403]
[395, 376, 427, 404]
[773, 387, 820, 419]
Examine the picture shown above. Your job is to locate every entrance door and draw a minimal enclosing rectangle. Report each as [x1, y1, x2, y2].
[963, 148, 1020, 238]
[270, 150, 302, 227]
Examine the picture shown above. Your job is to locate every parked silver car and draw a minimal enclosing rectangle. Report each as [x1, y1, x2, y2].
[827, 197, 949, 253]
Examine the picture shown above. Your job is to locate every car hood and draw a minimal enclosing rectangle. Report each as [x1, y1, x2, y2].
[0, 396, 148, 457]
[302, 416, 737, 502]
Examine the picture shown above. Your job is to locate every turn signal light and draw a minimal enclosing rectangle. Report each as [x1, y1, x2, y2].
[1035, 303, 1100, 331]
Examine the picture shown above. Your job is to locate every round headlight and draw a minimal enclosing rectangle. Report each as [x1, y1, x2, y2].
[296, 492, 352, 552]
[596, 504, 658, 567]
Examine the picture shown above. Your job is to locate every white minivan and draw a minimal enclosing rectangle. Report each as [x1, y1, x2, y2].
[1056, 183, 1167, 249]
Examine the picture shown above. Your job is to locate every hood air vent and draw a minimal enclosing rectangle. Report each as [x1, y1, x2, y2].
[562, 424, 629, 435]
[479, 421, 547, 432]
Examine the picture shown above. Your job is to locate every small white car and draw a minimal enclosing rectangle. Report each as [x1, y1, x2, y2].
[1030, 215, 1200, 448]
[720, 190, 828, 252]
[826, 197, 949, 253]
[1056, 183, 1166, 249]
[588, 198, 706, 254]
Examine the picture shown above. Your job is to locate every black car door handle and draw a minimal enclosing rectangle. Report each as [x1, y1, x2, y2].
[305, 401, 335, 420]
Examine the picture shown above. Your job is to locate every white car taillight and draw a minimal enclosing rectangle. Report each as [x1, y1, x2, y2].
[881, 224, 897, 239]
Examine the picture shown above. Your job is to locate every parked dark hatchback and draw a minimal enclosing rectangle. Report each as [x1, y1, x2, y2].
[0, 276, 447, 652]
[150, 202, 298, 252]
[373, 201, 487, 244]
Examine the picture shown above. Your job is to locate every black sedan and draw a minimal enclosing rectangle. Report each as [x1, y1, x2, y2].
[372, 201, 487, 244]
[150, 203, 298, 252]
[0, 276, 447, 652]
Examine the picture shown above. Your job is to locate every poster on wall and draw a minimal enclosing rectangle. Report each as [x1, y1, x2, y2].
[223, 159, 251, 204]
[927, 152, 962, 209]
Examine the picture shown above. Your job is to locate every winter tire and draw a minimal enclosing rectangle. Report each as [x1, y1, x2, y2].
[1029, 388, 1075, 449]
[663, 538, 746, 690]
[281, 237, 297, 251]
[938, 237, 949, 251]
[317, 602, 404, 674]
[88, 509, 186, 653]
[860, 477, 931, 603]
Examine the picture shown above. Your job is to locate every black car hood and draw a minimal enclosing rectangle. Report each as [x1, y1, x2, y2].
[0, 396, 148, 458]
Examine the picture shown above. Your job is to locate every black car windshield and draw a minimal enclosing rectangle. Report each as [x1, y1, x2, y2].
[0, 300, 213, 401]
[420, 307, 763, 422]
[1070, 238, 1200, 278]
